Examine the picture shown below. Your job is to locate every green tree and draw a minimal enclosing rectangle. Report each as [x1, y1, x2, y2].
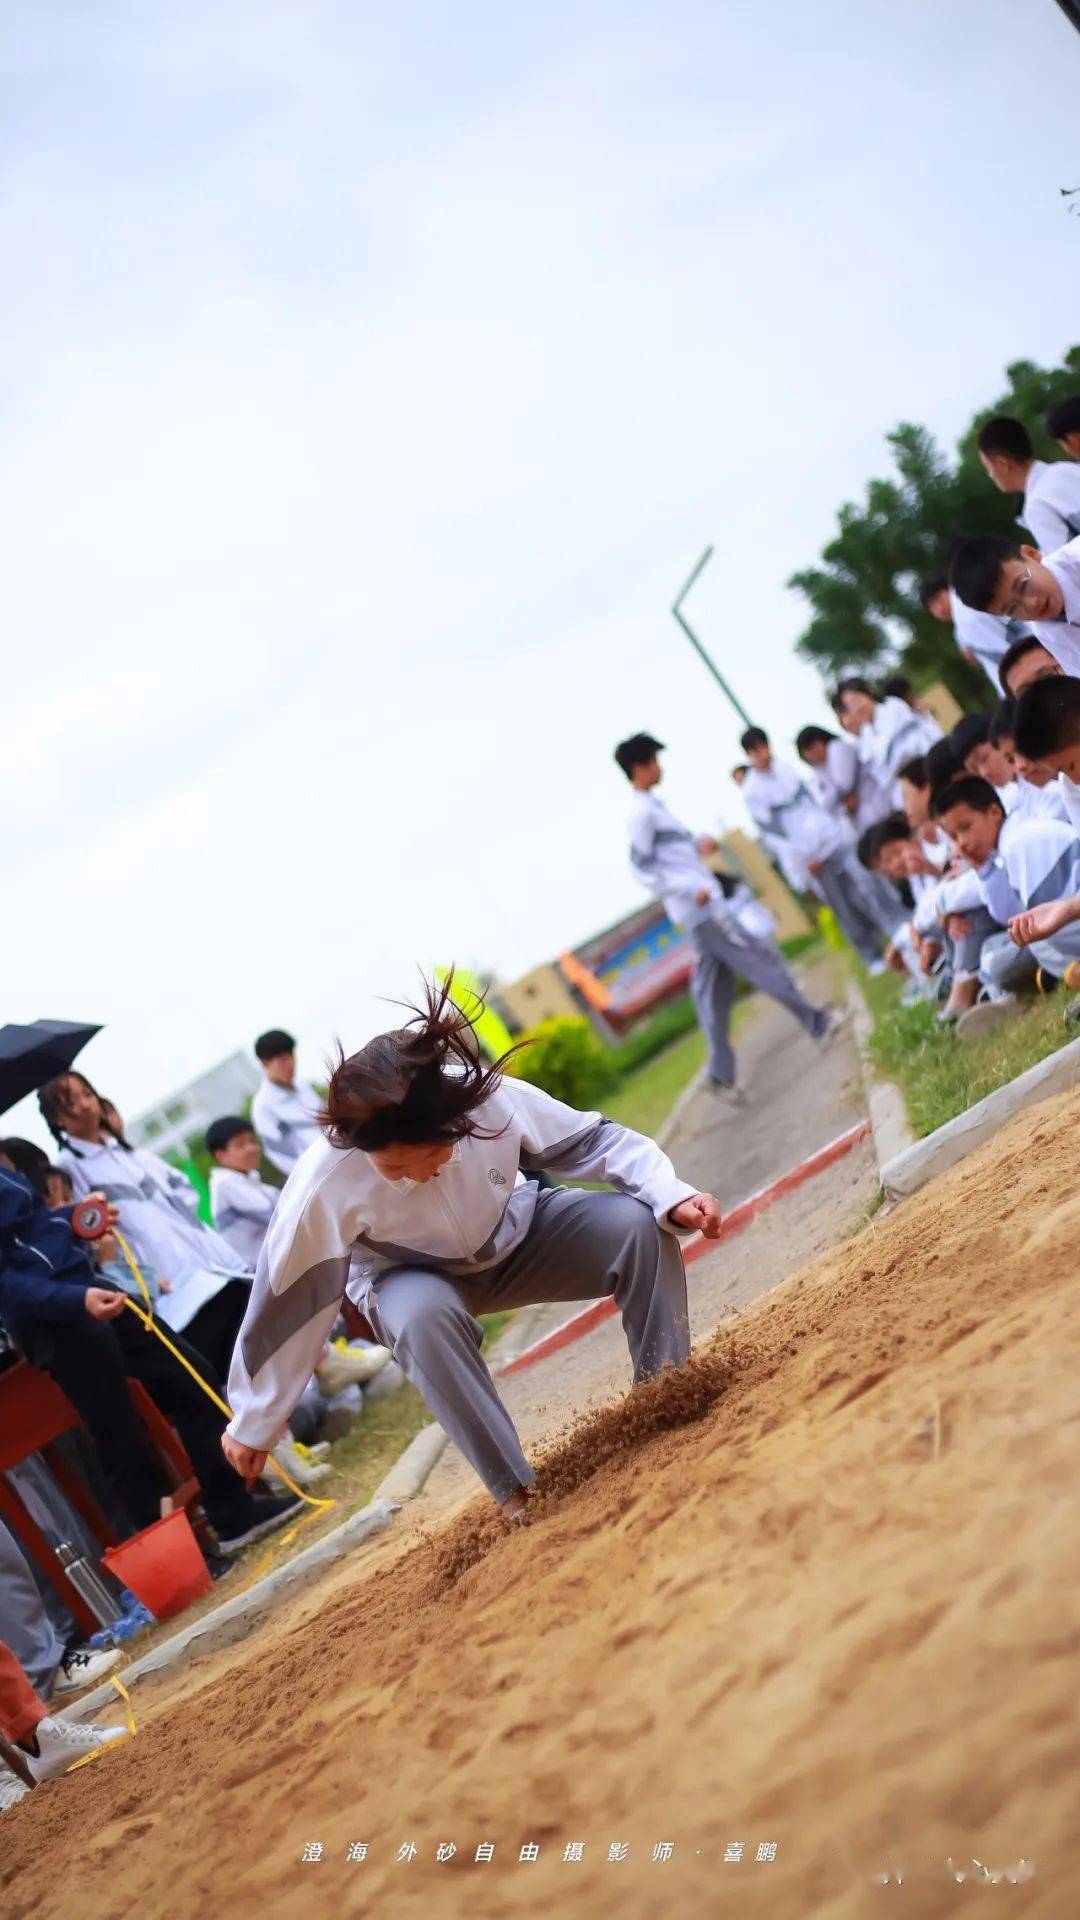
[789, 346, 1080, 708]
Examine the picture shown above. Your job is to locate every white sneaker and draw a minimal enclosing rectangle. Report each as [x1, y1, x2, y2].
[270, 1439, 333, 1489]
[704, 1079, 747, 1106]
[0, 1768, 30, 1813]
[21, 1715, 128, 1784]
[816, 1006, 850, 1046]
[52, 1646, 121, 1695]
[315, 1343, 391, 1395]
[866, 958, 888, 977]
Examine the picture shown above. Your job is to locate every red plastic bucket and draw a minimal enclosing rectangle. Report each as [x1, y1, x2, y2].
[102, 1509, 212, 1620]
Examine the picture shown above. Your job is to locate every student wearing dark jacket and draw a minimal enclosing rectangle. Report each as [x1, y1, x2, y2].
[0, 1162, 299, 1556]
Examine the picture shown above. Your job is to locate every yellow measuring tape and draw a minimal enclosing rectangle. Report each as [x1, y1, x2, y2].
[66, 1675, 137, 1771]
[113, 1230, 335, 1514]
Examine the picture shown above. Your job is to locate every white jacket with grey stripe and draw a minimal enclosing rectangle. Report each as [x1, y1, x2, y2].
[225, 1075, 698, 1449]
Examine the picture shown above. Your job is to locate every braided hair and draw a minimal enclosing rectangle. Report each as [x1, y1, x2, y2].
[38, 1071, 135, 1161]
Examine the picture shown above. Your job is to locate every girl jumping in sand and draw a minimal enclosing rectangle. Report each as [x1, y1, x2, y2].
[222, 979, 722, 1518]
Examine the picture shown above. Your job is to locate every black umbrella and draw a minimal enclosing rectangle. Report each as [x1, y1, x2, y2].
[0, 1020, 102, 1119]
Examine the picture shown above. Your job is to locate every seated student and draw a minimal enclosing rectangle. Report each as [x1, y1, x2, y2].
[0, 1636, 127, 1814]
[830, 678, 938, 802]
[948, 713, 1019, 806]
[919, 571, 1028, 690]
[741, 726, 899, 968]
[950, 533, 1080, 678]
[251, 1031, 323, 1178]
[0, 1157, 300, 1556]
[795, 723, 892, 834]
[222, 976, 725, 1521]
[858, 816, 997, 1020]
[40, 1073, 254, 1387]
[1013, 674, 1080, 841]
[931, 773, 1080, 999]
[206, 1118, 279, 1269]
[988, 700, 1071, 822]
[976, 415, 1080, 555]
[1046, 396, 1080, 462]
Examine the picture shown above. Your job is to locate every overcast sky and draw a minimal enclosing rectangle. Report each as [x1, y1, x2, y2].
[3, 0, 1080, 1142]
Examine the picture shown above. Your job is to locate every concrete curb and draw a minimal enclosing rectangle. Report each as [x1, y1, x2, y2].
[880, 1032, 1080, 1198]
[63, 1498, 397, 1722]
[372, 1422, 448, 1502]
[844, 975, 915, 1177]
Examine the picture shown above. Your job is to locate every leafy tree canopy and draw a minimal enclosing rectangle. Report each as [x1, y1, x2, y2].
[788, 346, 1080, 707]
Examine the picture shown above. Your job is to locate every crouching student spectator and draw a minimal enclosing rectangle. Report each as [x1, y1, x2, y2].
[931, 774, 1080, 1021]
[879, 675, 944, 742]
[950, 534, 1080, 678]
[741, 726, 900, 969]
[857, 816, 998, 1022]
[988, 701, 1071, 822]
[0, 1158, 301, 1556]
[40, 1073, 253, 1388]
[1, 1638, 127, 1814]
[795, 723, 892, 836]
[920, 571, 1029, 691]
[251, 1031, 323, 1177]
[1013, 674, 1080, 838]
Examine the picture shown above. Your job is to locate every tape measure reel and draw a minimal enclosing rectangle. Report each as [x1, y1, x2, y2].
[71, 1197, 111, 1241]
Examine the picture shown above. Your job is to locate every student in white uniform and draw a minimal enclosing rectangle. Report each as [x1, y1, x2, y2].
[615, 733, 839, 1099]
[207, 1116, 279, 1268]
[795, 724, 892, 835]
[1046, 396, 1080, 462]
[932, 774, 1080, 989]
[251, 1029, 323, 1177]
[222, 978, 724, 1521]
[948, 713, 1020, 811]
[950, 533, 1080, 680]
[987, 701, 1071, 823]
[976, 416, 1080, 556]
[740, 726, 900, 966]
[40, 1073, 254, 1387]
[1013, 675, 1080, 841]
[919, 572, 1030, 691]
[857, 815, 1000, 1019]
[830, 678, 938, 803]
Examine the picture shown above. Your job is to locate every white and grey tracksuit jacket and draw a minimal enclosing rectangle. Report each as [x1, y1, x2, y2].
[226, 1075, 698, 1450]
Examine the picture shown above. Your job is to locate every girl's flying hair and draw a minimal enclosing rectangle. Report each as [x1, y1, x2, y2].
[320, 972, 522, 1152]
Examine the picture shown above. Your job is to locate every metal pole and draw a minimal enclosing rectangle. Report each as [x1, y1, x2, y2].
[671, 545, 755, 730]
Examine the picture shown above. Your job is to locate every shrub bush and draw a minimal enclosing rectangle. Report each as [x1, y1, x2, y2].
[506, 1016, 617, 1108]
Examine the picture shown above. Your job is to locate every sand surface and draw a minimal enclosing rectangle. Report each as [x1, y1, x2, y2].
[4, 1086, 1079, 1918]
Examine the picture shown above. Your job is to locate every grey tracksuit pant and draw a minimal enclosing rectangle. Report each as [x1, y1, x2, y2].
[0, 1519, 66, 1697]
[689, 913, 827, 1089]
[363, 1186, 690, 1505]
[816, 846, 903, 961]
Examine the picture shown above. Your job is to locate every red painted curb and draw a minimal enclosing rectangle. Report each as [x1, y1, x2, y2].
[496, 1118, 871, 1379]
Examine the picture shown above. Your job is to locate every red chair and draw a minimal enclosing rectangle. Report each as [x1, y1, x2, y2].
[0, 1359, 209, 1636]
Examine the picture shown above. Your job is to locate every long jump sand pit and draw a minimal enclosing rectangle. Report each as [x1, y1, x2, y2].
[5, 1087, 1080, 1917]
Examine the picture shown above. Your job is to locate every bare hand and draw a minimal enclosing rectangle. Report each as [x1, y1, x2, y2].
[806, 857, 823, 878]
[694, 886, 712, 907]
[1009, 899, 1079, 947]
[158, 1277, 173, 1294]
[221, 1434, 268, 1490]
[842, 793, 858, 814]
[95, 1232, 117, 1263]
[944, 913, 971, 939]
[84, 1287, 127, 1321]
[669, 1192, 723, 1239]
[696, 834, 719, 857]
